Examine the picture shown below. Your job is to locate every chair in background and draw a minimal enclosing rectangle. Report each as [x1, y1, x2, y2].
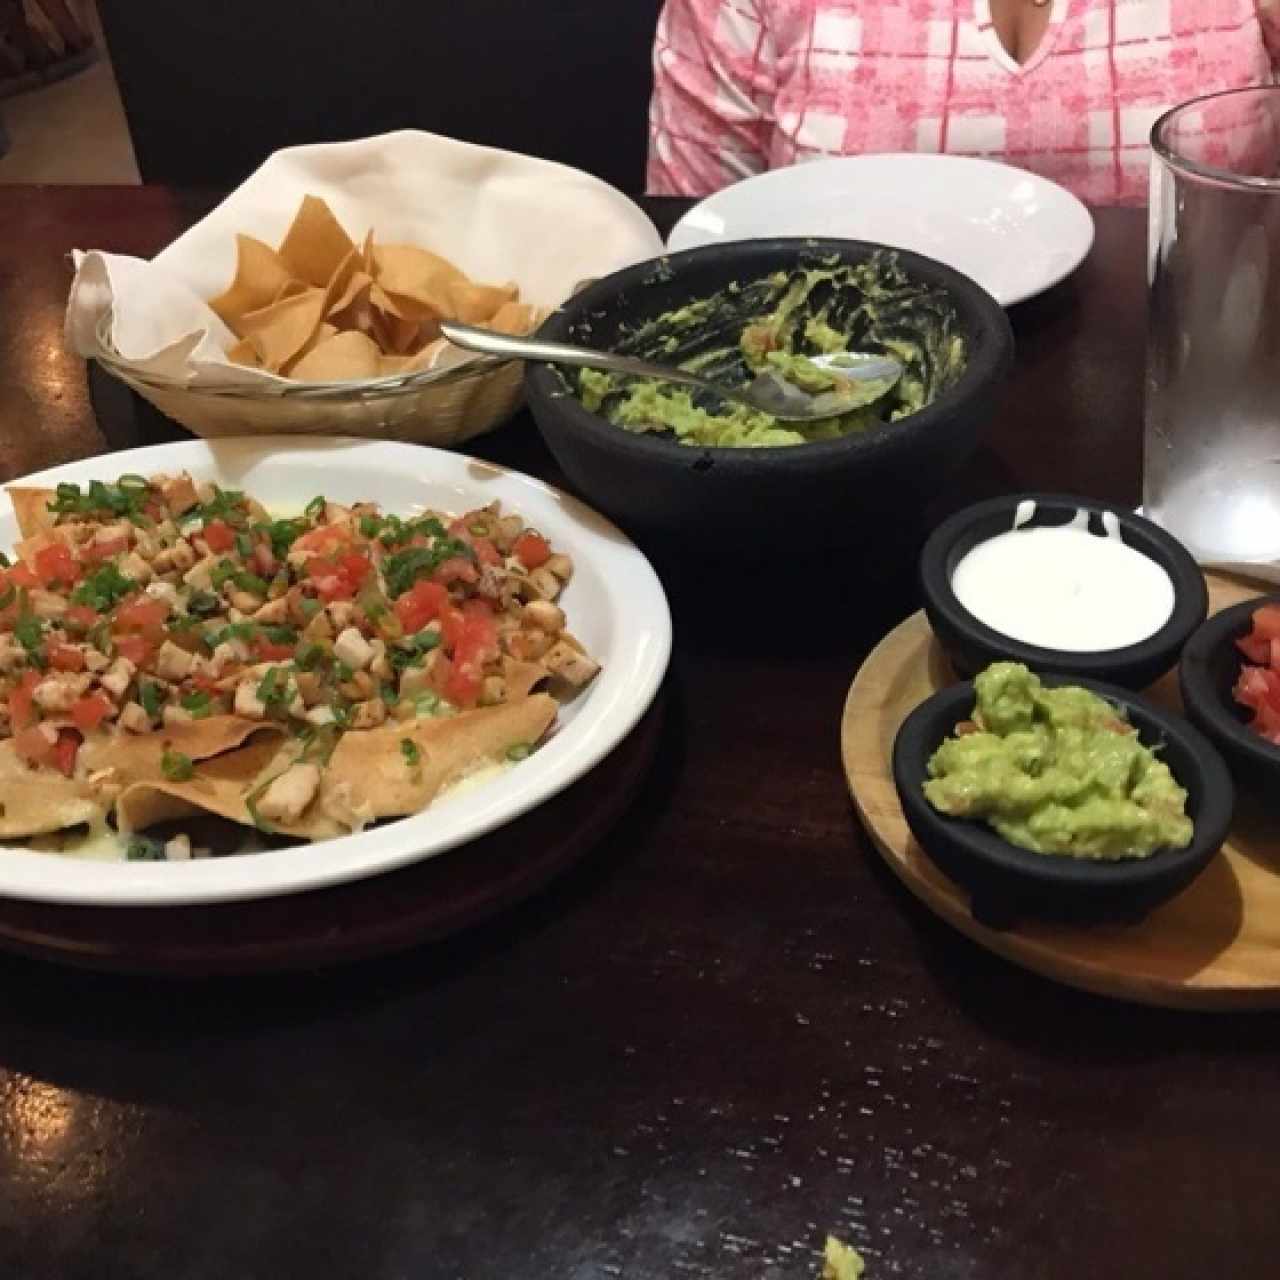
[98, 0, 663, 192]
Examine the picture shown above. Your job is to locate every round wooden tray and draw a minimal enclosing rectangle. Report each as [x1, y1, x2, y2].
[0, 701, 662, 975]
[841, 573, 1280, 1010]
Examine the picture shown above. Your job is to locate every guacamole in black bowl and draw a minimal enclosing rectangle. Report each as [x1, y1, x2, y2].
[524, 238, 1012, 555]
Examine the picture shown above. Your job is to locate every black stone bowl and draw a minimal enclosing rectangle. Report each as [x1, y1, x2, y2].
[1180, 594, 1280, 795]
[524, 238, 1012, 551]
[892, 674, 1234, 927]
[920, 493, 1208, 690]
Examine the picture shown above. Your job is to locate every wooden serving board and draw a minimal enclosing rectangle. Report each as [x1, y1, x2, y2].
[841, 574, 1280, 1010]
[0, 702, 662, 976]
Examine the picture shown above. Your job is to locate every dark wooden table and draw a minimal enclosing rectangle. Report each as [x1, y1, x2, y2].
[0, 188, 1276, 1280]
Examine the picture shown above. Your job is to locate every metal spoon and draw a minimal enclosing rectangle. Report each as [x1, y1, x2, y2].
[440, 321, 903, 423]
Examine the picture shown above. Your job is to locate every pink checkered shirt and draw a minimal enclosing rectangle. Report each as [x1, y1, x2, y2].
[647, 0, 1280, 204]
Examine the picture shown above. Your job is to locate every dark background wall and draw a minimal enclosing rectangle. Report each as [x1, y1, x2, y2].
[99, 1, 665, 191]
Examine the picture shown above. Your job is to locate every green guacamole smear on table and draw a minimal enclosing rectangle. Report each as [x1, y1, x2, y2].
[924, 662, 1193, 860]
[572, 251, 967, 447]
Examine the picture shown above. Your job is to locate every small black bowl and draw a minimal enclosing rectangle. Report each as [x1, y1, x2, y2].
[1179, 594, 1280, 795]
[892, 674, 1234, 927]
[525, 238, 1013, 552]
[919, 493, 1208, 690]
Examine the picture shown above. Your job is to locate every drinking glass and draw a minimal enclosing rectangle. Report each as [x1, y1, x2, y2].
[1146, 86, 1280, 562]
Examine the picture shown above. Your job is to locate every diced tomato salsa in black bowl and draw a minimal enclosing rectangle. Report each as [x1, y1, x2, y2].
[1179, 595, 1280, 795]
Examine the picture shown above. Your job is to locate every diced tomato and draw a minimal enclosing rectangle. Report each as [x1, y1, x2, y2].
[310, 550, 371, 602]
[115, 595, 169, 632]
[1236, 631, 1270, 665]
[33, 543, 81, 587]
[339, 551, 371, 587]
[81, 535, 130, 565]
[454, 603, 498, 671]
[48, 644, 85, 672]
[203, 519, 235, 552]
[8, 670, 41, 731]
[433, 557, 478, 587]
[294, 525, 351, 557]
[394, 580, 448, 633]
[13, 726, 54, 766]
[1234, 665, 1273, 711]
[64, 604, 99, 631]
[52, 730, 80, 777]
[113, 633, 155, 668]
[189, 672, 220, 697]
[8, 562, 40, 589]
[1251, 605, 1280, 642]
[445, 662, 482, 707]
[514, 531, 550, 570]
[253, 639, 295, 662]
[473, 537, 501, 567]
[70, 693, 113, 732]
[439, 606, 465, 650]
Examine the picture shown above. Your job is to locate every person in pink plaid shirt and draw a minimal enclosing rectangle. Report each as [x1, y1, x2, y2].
[648, 0, 1280, 204]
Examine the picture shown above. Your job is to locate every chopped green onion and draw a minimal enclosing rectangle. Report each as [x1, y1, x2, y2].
[304, 495, 327, 520]
[71, 563, 135, 612]
[358, 514, 384, 539]
[180, 690, 213, 718]
[235, 532, 254, 558]
[139, 681, 163, 719]
[299, 597, 322, 618]
[506, 742, 533, 762]
[334, 661, 354, 683]
[210, 559, 238, 590]
[161, 749, 194, 781]
[14, 610, 44, 660]
[126, 835, 166, 861]
[399, 738, 421, 767]
[295, 642, 325, 671]
[413, 691, 441, 716]
[185, 589, 221, 616]
[232, 571, 269, 597]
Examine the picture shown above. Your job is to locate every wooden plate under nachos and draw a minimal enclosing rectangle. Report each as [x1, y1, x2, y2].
[841, 572, 1280, 1010]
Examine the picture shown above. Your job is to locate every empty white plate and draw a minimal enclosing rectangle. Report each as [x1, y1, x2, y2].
[667, 154, 1095, 307]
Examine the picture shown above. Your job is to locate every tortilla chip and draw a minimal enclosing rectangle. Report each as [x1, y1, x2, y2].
[359, 228, 376, 275]
[321, 245, 360, 315]
[78, 715, 285, 788]
[289, 330, 383, 382]
[0, 742, 110, 837]
[488, 301, 541, 336]
[319, 694, 557, 821]
[280, 321, 340, 377]
[277, 194, 357, 288]
[7, 487, 57, 538]
[325, 270, 374, 327]
[116, 734, 343, 840]
[271, 279, 310, 305]
[227, 336, 262, 369]
[208, 234, 296, 335]
[237, 287, 327, 373]
[371, 244, 468, 315]
[503, 658, 549, 701]
[446, 279, 519, 325]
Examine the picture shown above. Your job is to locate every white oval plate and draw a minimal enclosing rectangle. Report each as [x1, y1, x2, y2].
[667, 154, 1095, 307]
[0, 438, 671, 907]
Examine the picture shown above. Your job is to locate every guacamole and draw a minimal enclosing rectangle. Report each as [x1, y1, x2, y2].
[924, 663, 1193, 860]
[571, 251, 967, 448]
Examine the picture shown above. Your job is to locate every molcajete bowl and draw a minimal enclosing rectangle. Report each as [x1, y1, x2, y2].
[524, 238, 1013, 555]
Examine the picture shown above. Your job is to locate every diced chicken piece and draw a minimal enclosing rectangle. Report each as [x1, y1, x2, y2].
[83, 648, 110, 673]
[209, 640, 249, 677]
[480, 675, 507, 706]
[90, 520, 133, 549]
[118, 701, 153, 733]
[157, 540, 198, 576]
[119, 551, 152, 585]
[195, 481, 216, 506]
[368, 639, 391, 680]
[506, 628, 554, 662]
[146, 580, 181, 608]
[99, 656, 137, 699]
[164, 834, 192, 862]
[522, 600, 565, 633]
[28, 589, 68, 620]
[349, 699, 387, 730]
[162, 705, 194, 726]
[32, 673, 92, 711]
[327, 601, 356, 630]
[339, 670, 374, 701]
[333, 626, 374, 670]
[229, 590, 264, 613]
[252, 596, 290, 625]
[155, 640, 196, 682]
[133, 527, 160, 559]
[545, 553, 574, 583]
[234, 680, 267, 719]
[304, 704, 336, 726]
[544, 641, 600, 687]
[160, 473, 199, 516]
[529, 567, 562, 600]
[0, 634, 24, 672]
[255, 764, 321, 824]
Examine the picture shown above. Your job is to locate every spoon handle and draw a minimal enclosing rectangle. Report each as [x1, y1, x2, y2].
[440, 321, 716, 394]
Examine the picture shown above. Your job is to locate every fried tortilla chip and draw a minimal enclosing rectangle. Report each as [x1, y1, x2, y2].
[78, 715, 285, 788]
[321, 245, 360, 316]
[446, 279, 518, 325]
[7, 487, 56, 538]
[0, 742, 109, 838]
[318, 694, 557, 824]
[503, 658, 550, 701]
[279, 321, 340, 377]
[372, 244, 468, 315]
[488, 301, 542, 336]
[277, 194, 357, 289]
[236, 287, 327, 373]
[227, 336, 262, 369]
[289, 330, 383, 382]
[208, 234, 295, 335]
